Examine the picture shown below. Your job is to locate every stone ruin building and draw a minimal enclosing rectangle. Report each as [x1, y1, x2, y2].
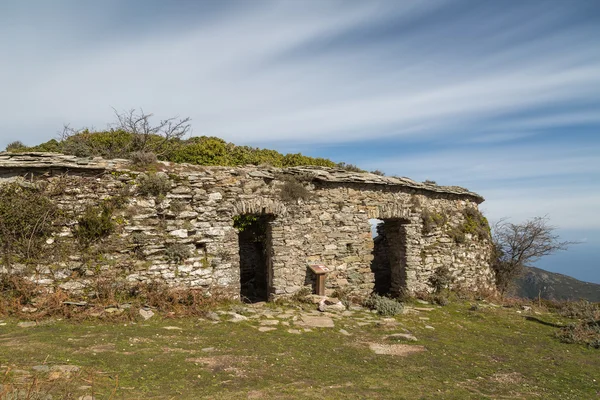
[0, 152, 496, 301]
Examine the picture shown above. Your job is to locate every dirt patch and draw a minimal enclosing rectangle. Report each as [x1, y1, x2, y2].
[490, 372, 524, 385]
[84, 343, 116, 353]
[128, 337, 154, 344]
[185, 356, 251, 377]
[247, 390, 267, 399]
[162, 347, 196, 354]
[0, 338, 27, 348]
[367, 342, 426, 356]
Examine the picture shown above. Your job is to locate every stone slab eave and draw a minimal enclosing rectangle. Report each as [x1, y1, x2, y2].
[0, 152, 485, 204]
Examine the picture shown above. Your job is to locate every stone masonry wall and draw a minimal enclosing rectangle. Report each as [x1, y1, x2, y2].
[0, 152, 496, 299]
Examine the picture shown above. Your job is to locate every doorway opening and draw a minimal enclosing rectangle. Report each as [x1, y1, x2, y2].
[370, 218, 409, 297]
[235, 214, 275, 303]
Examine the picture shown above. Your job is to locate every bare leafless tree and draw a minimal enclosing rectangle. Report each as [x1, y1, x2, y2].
[491, 216, 578, 295]
[111, 108, 191, 155]
[59, 123, 79, 141]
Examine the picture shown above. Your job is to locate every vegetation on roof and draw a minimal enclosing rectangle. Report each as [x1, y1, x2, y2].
[6, 109, 365, 170]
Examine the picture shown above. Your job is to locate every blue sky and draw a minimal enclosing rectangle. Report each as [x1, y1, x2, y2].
[1, 0, 598, 283]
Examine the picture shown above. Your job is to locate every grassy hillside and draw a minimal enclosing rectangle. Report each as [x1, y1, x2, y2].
[1, 296, 599, 399]
[514, 266, 600, 302]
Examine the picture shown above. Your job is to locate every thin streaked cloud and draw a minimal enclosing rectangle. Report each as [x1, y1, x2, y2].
[0, 0, 598, 281]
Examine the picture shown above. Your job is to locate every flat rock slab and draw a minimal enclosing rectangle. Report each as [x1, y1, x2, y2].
[259, 319, 280, 326]
[414, 307, 436, 312]
[368, 343, 426, 356]
[387, 333, 418, 342]
[258, 327, 277, 332]
[17, 321, 37, 328]
[229, 313, 248, 323]
[163, 326, 183, 331]
[298, 316, 335, 328]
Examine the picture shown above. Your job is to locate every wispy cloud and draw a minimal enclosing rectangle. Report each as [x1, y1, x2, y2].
[364, 141, 600, 230]
[0, 0, 598, 280]
[1, 0, 598, 145]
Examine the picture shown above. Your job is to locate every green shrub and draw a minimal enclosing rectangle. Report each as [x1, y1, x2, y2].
[557, 320, 600, 349]
[137, 172, 171, 197]
[363, 294, 404, 316]
[4, 141, 26, 152]
[21, 127, 347, 169]
[74, 203, 115, 247]
[558, 300, 600, 320]
[433, 294, 450, 306]
[335, 162, 364, 172]
[0, 182, 61, 265]
[170, 136, 232, 166]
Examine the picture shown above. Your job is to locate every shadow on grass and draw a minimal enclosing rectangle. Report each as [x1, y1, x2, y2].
[524, 316, 565, 328]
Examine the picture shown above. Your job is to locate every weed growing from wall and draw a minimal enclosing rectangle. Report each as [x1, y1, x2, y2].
[278, 175, 312, 203]
[169, 199, 186, 214]
[449, 207, 491, 244]
[137, 172, 171, 197]
[429, 266, 454, 293]
[0, 182, 62, 265]
[74, 203, 116, 247]
[462, 207, 491, 240]
[421, 209, 448, 234]
[130, 151, 158, 167]
[233, 214, 259, 232]
[165, 243, 192, 263]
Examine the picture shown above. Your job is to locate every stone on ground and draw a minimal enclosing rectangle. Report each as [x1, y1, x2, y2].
[139, 308, 154, 320]
[298, 316, 335, 328]
[229, 313, 248, 322]
[259, 319, 279, 326]
[387, 333, 418, 342]
[318, 297, 346, 313]
[368, 343, 426, 356]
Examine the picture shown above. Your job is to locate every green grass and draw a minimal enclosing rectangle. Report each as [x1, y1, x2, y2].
[1, 301, 598, 399]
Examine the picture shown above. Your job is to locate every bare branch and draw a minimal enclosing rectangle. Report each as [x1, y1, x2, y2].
[110, 108, 191, 155]
[491, 216, 580, 295]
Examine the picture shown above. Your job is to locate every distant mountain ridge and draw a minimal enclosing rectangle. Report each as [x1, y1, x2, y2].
[513, 266, 600, 302]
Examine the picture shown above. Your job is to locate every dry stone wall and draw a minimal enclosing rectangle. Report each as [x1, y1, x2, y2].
[0, 152, 496, 299]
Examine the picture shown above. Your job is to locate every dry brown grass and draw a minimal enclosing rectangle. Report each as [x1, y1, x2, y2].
[0, 274, 234, 322]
